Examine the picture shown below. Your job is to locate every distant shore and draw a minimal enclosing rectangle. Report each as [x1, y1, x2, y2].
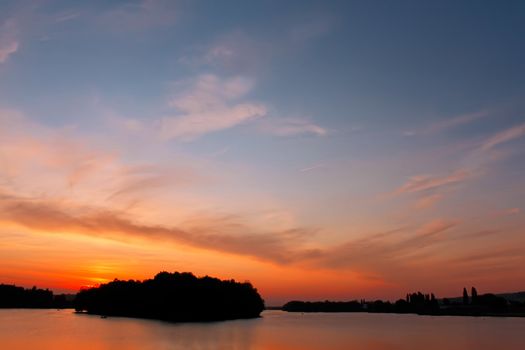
[281, 288, 525, 318]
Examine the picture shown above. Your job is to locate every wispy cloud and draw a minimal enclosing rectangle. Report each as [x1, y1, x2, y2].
[492, 207, 521, 218]
[392, 169, 472, 209]
[160, 74, 266, 141]
[97, 0, 178, 32]
[258, 117, 327, 137]
[299, 164, 326, 173]
[199, 31, 270, 72]
[451, 247, 524, 265]
[414, 193, 443, 209]
[180, 13, 337, 74]
[396, 169, 471, 195]
[397, 120, 525, 210]
[312, 219, 458, 273]
[404, 110, 488, 136]
[480, 122, 525, 151]
[55, 11, 81, 23]
[105, 164, 200, 202]
[0, 109, 200, 210]
[0, 19, 18, 63]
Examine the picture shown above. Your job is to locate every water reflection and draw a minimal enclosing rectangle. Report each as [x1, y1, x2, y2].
[1, 310, 524, 349]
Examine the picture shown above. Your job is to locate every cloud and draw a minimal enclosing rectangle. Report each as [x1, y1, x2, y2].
[452, 247, 524, 265]
[97, 0, 178, 32]
[203, 32, 266, 70]
[159, 75, 266, 140]
[396, 169, 471, 194]
[404, 110, 488, 136]
[480, 122, 525, 151]
[415, 219, 456, 238]
[0, 19, 18, 63]
[0, 109, 201, 210]
[0, 187, 463, 277]
[0, 113, 463, 275]
[430, 111, 488, 132]
[180, 13, 336, 74]
[55, 11, 81, 23]
[300, 164, 326, 173]
[492, 207, 521, 218]
[393, 169, 471, 209]
[0, 192, 317, 265]
[258, 117, 327, 137]
[397, 121, 525, 210]
[105, 164, 200, 201]
[313, 220, 458, 272]
[0, 41, 18, 63]
[414, 194, 443, 209]
[0, 109, 323, 265]
[0, 110, 118, 196]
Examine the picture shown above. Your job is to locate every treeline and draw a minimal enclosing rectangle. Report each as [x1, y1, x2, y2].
[283, 287, 525, 317]
[0, 284, 74, 309]
[75, 271, 265, 322]
[283, 292, 440, 315]
[442, 287, 522, 316]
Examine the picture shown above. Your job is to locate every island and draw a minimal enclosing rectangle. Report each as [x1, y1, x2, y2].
[74, 271, 265, 322]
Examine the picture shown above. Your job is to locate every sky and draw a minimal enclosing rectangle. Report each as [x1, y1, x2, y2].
[0, 0, 524, 305]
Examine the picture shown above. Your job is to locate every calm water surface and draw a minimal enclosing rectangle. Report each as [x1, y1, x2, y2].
[0, 309, 523, 349]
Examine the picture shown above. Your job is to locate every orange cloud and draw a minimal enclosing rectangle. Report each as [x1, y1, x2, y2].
[0, 191, 319, 265]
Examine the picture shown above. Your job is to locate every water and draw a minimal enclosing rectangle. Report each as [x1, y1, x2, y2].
[0, 309, 523, 349]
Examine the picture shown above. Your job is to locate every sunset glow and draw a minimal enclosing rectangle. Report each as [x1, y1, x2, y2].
[1, 0, 524, 305]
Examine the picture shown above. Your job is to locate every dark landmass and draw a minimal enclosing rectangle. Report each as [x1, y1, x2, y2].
[2, 279, 524, 319]
[445, 291, 525, 304]
[283, 287, 525, 317]
[493, 291, 525, 303]
[74, 271, 265, 322]
[0, 284, 75, 309]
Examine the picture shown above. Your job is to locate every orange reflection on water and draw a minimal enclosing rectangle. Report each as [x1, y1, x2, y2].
[2, 309, 525, 350]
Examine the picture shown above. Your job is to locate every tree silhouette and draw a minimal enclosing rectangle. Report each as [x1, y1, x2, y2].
[471, 287, 478, 305]
[463, 288, 469, 305]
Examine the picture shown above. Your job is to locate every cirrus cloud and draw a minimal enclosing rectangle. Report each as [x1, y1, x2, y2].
[396, 169, 471, 195]
[159, 74, 267, 141]
[257, 117, 327, 137]
[0, 19, 18, 63]
[480, 122, 525, 151]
